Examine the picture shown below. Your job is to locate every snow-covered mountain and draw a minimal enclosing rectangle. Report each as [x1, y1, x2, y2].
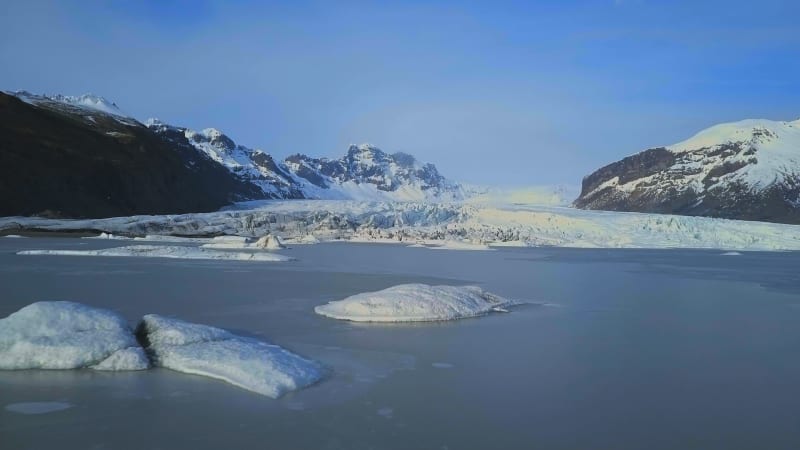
[145, 119, 464, 202]
[1, 90, 465, 217]
[574, 118, 800, 224]
[11, 90, 135, 123]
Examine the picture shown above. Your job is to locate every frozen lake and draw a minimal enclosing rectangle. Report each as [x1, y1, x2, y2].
[2, 237, 800, 449]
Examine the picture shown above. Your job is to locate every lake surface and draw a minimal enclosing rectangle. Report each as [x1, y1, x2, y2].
[2, 238, 800, 449]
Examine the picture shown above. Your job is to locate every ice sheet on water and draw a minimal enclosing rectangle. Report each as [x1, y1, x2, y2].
[18, 245, 291, 262]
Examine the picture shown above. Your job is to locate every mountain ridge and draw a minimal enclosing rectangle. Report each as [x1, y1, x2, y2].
[0, 91, 463, 218]
[574, 117, 800, 224]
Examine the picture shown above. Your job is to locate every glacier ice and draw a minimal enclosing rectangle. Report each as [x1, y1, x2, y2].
[18, 245, 291, 262]
[0, 301, 148, 371]
[137, 315, 324, 398]
[314, 284, 517, 322]
[5, 200, 800, 251]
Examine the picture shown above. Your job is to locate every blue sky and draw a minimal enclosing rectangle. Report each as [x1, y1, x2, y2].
[2, 0, 798, 185]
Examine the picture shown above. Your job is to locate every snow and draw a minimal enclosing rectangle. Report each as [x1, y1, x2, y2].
[463, 184, 579, 207]
[138, 315, 324, 398]
[0, 301, 148, 371]
[18, 245, 291, 262]
[10, 91, 132, 119]
[6, 200, 800, 251]
[314, 284, 517, 322]
[149, 115, 465, 202]
[597, 117, 800, 200]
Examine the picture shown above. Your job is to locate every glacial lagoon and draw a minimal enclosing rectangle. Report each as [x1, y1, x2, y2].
[2, 237, 800, 449]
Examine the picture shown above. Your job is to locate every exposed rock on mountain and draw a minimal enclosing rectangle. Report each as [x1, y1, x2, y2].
[574, 118, 800, 224]
[1, 91, 462, 218]
[0, 91, 261, 218]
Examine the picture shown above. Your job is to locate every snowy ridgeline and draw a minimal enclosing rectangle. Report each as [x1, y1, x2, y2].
[0, 302, 323, 398]
[4, 200, 800, 250]
[315, 284, 517, 322]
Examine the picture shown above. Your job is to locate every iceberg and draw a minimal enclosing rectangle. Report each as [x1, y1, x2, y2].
[18, 245, 291, 262]
[200, 234, 286, 250]
[137, 315, 324, 398]
[0, 301, 148, 371]
[315, 284, 517, 322]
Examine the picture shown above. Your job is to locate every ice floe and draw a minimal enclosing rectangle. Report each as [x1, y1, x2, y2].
[0, 301, 148, 370]
[5, 402, 74, 415]
[83, 232, 131, 240]
[137, 315, 324, 398]
[315, 284, 517, 322]
[201, 234, 285, 250]
[18, 245, 291, 262]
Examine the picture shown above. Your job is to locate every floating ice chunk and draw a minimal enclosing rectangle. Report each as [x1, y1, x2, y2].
[721, 251, 742, 256]
[315, 284, 517, 322]
[201, 234, 285, 250]
[5, 402, 73, 414]
[0, 301, 148, 371]
[137, 315, 324, 398]
[432, 362, 454, 369]
[425, 240, 492, 251]
[83, 232, 131, 240]
[18, 245, 291, 262]
[295, 234, 320, 244]
[252, 234, 285, 249]
[2, 235, 25, 238]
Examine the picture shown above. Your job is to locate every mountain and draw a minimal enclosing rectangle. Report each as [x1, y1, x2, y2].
[0, 91, 462, 218]
[574, 118, 800, 224]
[0, 91, 261, 218]
[146, 119, 462, 202]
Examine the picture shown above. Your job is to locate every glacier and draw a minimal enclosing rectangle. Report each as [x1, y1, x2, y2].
[0, 301, 149, 371]
[4, 200, 800, 251]
[314, 284, 517, 322]
[138, 315, 325, 398]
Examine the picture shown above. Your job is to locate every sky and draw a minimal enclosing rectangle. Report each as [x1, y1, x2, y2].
[1, 0, 799, 186]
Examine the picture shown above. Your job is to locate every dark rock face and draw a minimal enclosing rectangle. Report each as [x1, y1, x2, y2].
[574, 126, 800, 224]
[0, 92, 260, 218]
